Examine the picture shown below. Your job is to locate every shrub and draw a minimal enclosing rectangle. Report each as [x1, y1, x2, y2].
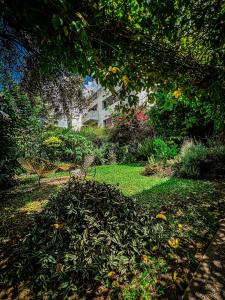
[152, 138, 179, 161]
[94, 143, 117, 165]
[42, 136, 64, 161]
[5, 180, 156, 298]
[109, 107, 154, 161]
[138, 138, 154, 160]
[42, 128, 94, 163]
[142, 157, 173, 177]
[173, 143, 225, 179]
[80, 126, 108, 146]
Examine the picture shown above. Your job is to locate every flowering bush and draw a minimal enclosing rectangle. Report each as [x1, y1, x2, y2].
[109, 107, 154, 161]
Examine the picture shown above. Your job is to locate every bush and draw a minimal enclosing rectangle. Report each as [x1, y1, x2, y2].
[173, 143, 225, 179]
[42, 136, 64, 161]
[94, 143, 117, 165]
[138, 138, 178, 162]
[42, 128, 94, 163]
[109, 107, 154, 162]
[80, 126, 108, 146]
[138, 138, 154, 160]
[5, 180, 156, 298]
[152, 138, 179, 161]
[142, 157, 173, 177]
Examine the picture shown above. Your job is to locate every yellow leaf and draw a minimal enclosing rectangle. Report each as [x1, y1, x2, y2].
[173, 271, 184, 284]
[141, 255, 149, 263]
[178, 223, 183, 229]
[108, 271, 116, 278]
[168, 238, 180, 249]
[152, 245, 158, 252]
[156, 213, 167, 221]
[111, 67, 120, 74]
[172, 88, 182, 98]
[51, 223, 64, 229]
[121, 75, 129, 87]
[196, 242, 204, 249]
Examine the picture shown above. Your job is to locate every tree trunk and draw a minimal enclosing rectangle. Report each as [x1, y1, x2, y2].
[66, 113, 73, 129]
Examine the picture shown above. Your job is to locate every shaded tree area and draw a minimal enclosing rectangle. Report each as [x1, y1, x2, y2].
[1, 0, 224, 132]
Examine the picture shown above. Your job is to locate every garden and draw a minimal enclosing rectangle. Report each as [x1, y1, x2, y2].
[1, 1, 225, 299]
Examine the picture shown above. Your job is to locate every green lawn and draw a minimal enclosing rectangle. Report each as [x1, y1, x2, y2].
[91, 164, 223, 240]
[92, 164, 217, 205]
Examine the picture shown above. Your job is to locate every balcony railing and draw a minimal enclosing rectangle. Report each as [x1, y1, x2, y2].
[82, 110, 99, 122]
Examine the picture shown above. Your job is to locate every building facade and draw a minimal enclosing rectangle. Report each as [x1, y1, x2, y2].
[82, 87, 149, 127]
[56, 86, 150, 130]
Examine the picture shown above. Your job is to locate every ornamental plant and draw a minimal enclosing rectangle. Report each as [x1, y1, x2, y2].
[42, 136, 64, 161]
[109, 107, 154, 161]
[4, 179, 160, 298]
[41, 128, 94, 163]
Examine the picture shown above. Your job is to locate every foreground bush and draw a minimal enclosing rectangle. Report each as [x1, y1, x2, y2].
[5, 180, 156, 298]
[173, 143, 225, 179]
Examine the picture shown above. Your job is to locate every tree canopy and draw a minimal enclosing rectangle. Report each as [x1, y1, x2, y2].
[1, 0, 225, 129]
[1, 1, 224, 82]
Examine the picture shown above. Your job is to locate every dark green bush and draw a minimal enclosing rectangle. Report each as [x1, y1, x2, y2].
[5, 180, 157, 298]
[147, 83, 214, 141]
[138, 138, 154, 160]
[0, 88, 43, 187]
[173, 143, 225, 179]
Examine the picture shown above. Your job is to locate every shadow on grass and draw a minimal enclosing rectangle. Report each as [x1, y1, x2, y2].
[134, 177, 225, 233]
[0, 177, 68, 258]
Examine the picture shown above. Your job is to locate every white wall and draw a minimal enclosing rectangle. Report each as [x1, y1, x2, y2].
[57, 113, 82, 131]
[82, 88, 149, 127]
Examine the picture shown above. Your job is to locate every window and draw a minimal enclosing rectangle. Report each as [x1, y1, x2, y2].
[88, 104, 97, 112]
[103, 95, 118, 109]
[103, 117, 112, 127]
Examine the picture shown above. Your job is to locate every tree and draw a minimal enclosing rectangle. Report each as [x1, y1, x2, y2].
[21, 68, 88, 128]
[0, 87, 43, 187]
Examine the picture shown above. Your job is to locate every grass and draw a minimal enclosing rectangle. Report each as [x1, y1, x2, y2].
[90, 164, 224, 248]
[91, 164, 216, 202]
[91, 164, 225, 298]
[1, 164, 225, 299]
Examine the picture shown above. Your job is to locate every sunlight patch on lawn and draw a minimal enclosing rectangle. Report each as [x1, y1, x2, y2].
[18, 199, 48, 214]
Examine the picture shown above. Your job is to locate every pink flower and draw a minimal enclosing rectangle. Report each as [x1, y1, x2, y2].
[135, 111, 148, 122]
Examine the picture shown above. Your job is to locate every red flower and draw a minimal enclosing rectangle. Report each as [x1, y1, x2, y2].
[135, 111, 148, 122]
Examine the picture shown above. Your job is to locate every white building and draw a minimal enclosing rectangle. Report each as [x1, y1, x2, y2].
[57, 112, 82, 131]
[82, 87, 149, 127]
[56, 86, 150, 130]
